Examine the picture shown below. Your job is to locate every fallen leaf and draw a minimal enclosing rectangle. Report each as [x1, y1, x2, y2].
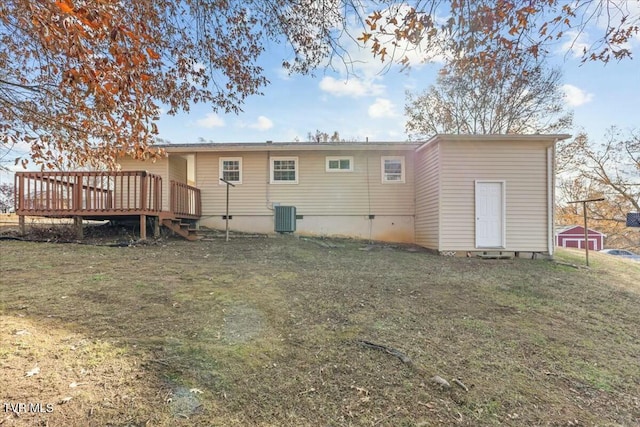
[25, 365, 40, 377]
[350, 385, 369, 396]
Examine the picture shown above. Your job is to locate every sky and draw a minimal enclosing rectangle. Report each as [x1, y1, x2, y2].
[154, 51, 639, 145]
[1, 2, 639, 184]
[152, 6, 640, 146]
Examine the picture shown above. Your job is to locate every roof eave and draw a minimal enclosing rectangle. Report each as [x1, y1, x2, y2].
[159, 142, 419, 153]
[416, 133, 572, 152]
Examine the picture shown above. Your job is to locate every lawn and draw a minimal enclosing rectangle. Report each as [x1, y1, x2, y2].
[0, 234, 639, 426]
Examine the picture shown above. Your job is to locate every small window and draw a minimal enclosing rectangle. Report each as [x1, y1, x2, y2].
[381, 156, 405, 183]
[271, 156, 298, 184]
[326, 156, 354, 172]
[219, 157, 242, 184]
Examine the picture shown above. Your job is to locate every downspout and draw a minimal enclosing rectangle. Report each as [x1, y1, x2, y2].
[366, 154, 372, 242]
[266, 150, 273, 211]
[547, 140, 557, 256]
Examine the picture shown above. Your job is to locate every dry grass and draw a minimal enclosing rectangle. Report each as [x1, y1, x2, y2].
[0, 233, 639, 426]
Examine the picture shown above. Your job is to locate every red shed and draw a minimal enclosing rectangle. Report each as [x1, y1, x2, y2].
[555, 225, 606, 251]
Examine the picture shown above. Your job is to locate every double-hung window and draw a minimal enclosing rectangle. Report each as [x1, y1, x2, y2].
[381, 156, 405, 183]
[326, 156, 354, 172]
[219, 157, 242, 184]
[271, 156, 298, 184]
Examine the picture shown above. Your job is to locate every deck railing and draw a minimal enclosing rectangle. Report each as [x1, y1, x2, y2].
[170, 180, 201, 219]
[14, 171, 162, 216]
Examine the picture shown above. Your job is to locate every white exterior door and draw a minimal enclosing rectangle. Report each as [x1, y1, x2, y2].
[475, 181, 505, 248]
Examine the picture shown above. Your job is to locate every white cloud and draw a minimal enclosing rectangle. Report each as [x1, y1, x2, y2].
[562, 84, 594, 107]
[368, 98, 398, 118]
[559, 30, 591, 58]
[319, 76, 385, 98]
[249, 116, 274, 131]
[196, 113, 225, 128]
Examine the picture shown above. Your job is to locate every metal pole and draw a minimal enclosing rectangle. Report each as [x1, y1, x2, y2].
[226, 182, 230, 242]
[219, 178, 235, 242]
[568, 197, 605, 267]
[583, 201, 589, 266]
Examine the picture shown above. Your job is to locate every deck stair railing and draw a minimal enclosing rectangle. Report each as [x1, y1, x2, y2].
[170, 180, 201, 219]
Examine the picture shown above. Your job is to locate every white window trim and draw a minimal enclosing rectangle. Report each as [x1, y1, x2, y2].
[219, 157, 243, 185]
[381, 156, 405, 183]
[325, 156, 354, 172]
[270, 156, 299, 184]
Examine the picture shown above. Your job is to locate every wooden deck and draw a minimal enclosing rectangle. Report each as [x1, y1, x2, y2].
[14, 171, 201, 239]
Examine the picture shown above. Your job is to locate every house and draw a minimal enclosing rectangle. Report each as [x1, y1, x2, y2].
[14, 134, 570, 255]
[555, 225, 606, 251]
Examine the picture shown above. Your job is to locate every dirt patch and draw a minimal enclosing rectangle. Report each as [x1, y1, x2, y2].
[166, 385, 203, 418]
[0, 315, 173, 426]
[221, 304, 265, 345]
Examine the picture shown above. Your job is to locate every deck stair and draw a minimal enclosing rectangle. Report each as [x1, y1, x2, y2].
[477, 251, 514, 259]
[161, 218, 201, 241]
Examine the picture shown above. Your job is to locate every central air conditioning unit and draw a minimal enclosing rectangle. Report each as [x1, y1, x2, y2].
[274, 206, 296, 233]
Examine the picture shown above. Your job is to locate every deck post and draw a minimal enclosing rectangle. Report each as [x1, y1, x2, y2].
[18, 215, 25, 236]
[74, 216, 83, 239]
[153, 216, 160, 238]
[140, 172, 148, 211]
[140, 214, 147, 240]
[74, 175, 82, 211]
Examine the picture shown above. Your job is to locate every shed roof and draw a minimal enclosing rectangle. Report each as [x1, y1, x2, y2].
[555, 225, 606, 236]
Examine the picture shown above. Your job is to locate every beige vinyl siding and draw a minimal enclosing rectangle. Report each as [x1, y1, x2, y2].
[116, 156, 170, 211]
[196, 151, 271, 215]
[168, 156, 187, 184]
[194, 149, 414, 216]
[439, 140, 550, 251]
[414, 142, 440, 249]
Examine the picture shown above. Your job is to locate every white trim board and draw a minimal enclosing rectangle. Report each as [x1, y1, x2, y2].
[475, 180, 506, 249]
